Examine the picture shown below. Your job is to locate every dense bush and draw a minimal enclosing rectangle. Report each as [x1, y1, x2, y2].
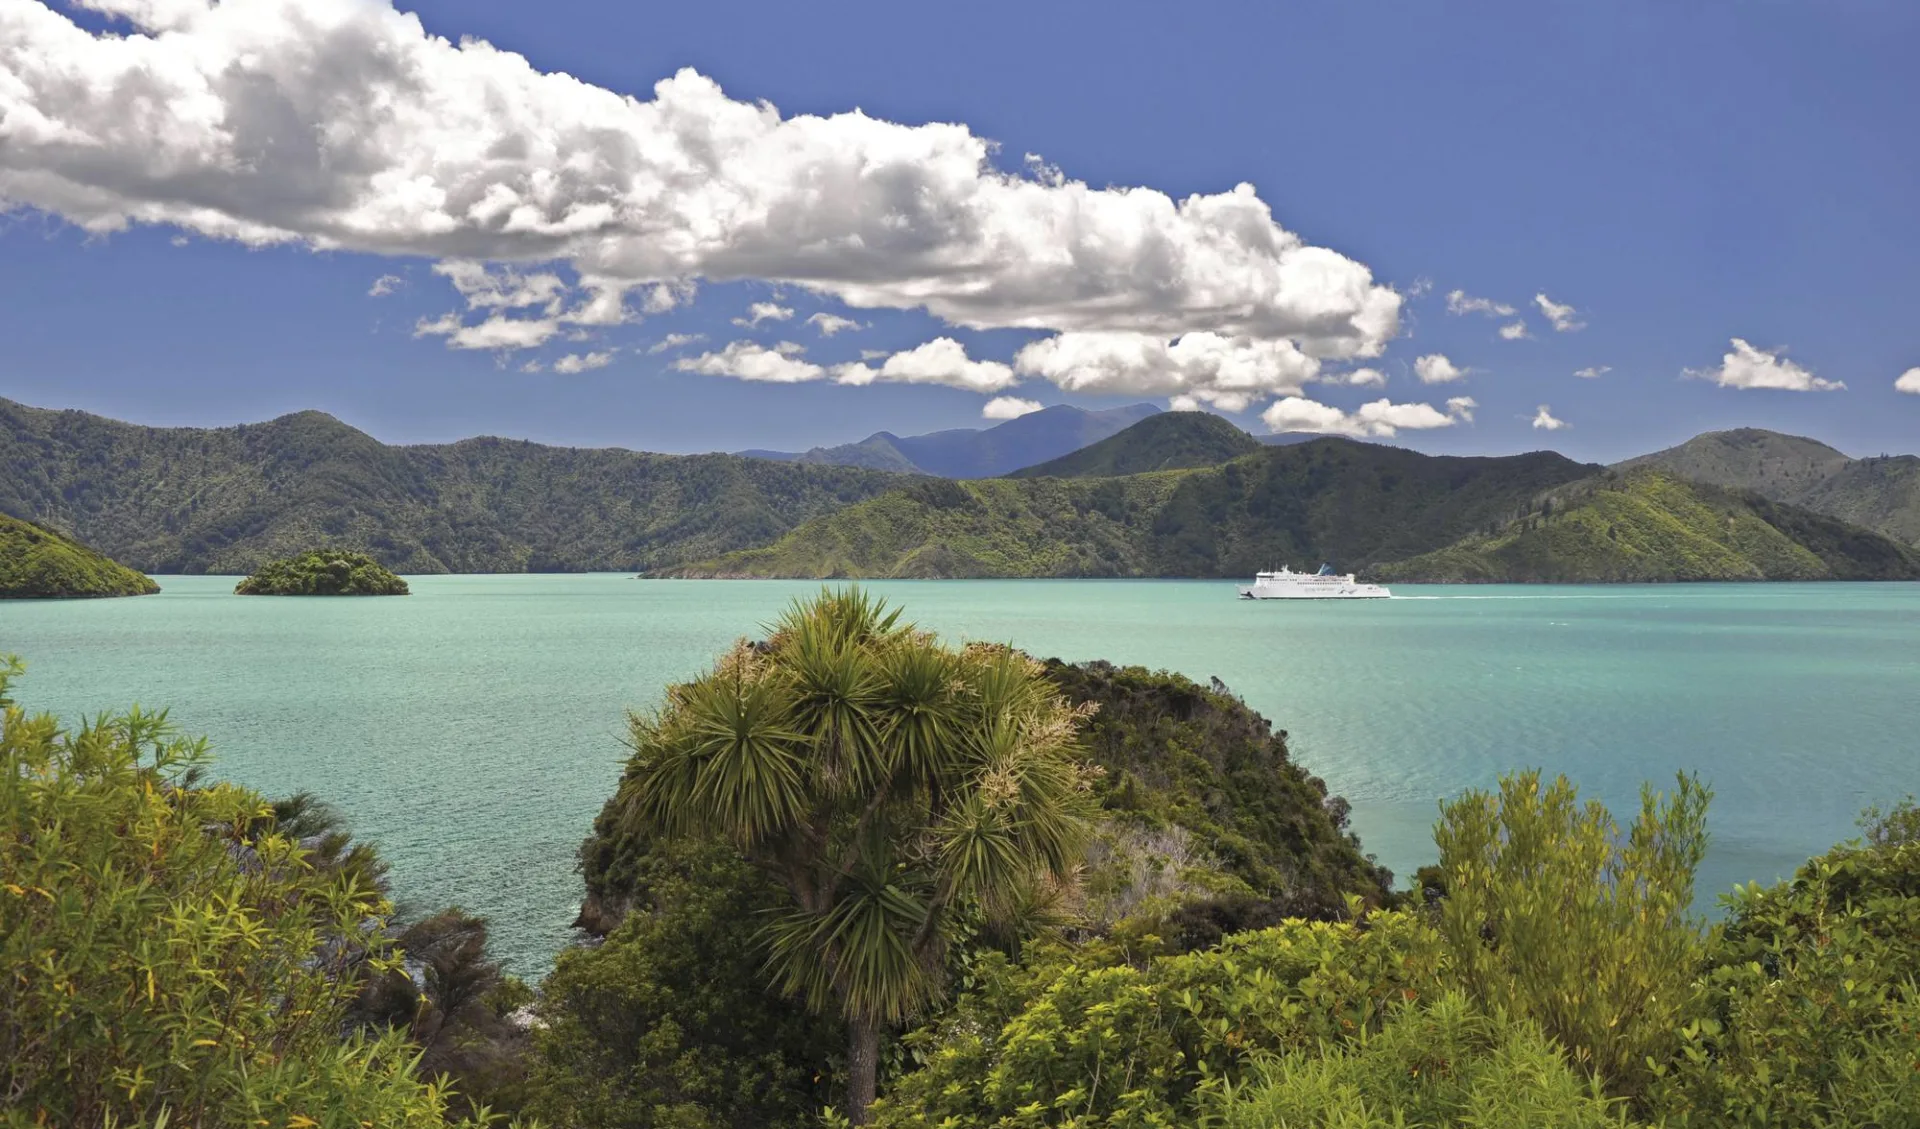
[0, 658, 479, 1126]
[236, 548, 412, 595]
[528, 839, 843, 1129]
[0, 511, 157, 598]
[1211, 992, 1634, 1129]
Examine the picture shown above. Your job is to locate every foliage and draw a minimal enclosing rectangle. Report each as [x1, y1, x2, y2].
[0, 660, 486, 1127]
[870, 910, 1447, 1128]
[1007, 412, 1261, 479]
[0, 394, 909, 573]
[236, 548, 413, 595]
[615, 588, 1101, 1120]
[0, 510, 157, 598]
[1432, 770, 1711, 1101]
[1378, 469, 1920, 582]
[1209, 992, 1635, 1129]
[1619, 425, 1920, 547]
[1646, 817, 1920, 1127]
[664, 439, 1598, 578]
[1041, 660, 1390, 932]
[528, 839, 843, 1129]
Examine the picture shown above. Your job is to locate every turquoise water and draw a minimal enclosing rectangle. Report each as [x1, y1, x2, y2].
[5, 576, 1918, 974]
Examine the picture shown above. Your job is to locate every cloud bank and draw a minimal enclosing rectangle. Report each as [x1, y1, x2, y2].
[1261, 395, 1475, 438]
[0, 0, 1402, 412]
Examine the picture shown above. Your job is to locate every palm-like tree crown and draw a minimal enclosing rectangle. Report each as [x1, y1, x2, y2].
[620, 588, 1098, 1112]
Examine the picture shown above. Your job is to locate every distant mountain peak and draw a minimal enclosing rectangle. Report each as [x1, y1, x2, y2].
[741, 402, 1163, 477]
[1008, 410, 1261, 478]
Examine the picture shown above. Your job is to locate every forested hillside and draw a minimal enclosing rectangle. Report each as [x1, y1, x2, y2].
[0, 512, 158, 598]
[1007, 410, 1263, 478]
[662, 439, 1600, 578]
[0, 397, 908, 573]
[1377, 469, 1920, 582]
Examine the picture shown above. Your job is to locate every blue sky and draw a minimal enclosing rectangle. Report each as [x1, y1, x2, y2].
[1, 0, 1915, 463]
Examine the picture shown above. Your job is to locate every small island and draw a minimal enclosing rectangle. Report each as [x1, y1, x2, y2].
[1, 512, 160, 599]
[235, 550, 411, 596]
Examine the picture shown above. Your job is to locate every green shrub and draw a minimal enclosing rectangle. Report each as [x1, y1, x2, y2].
[871, 910, 1445, 1127]
[1210, 992, 1636, 1128]
[1432, 771, 1710, 1100]
[0, 658, 481, 1126]
[1646, 825, 1920, 1127]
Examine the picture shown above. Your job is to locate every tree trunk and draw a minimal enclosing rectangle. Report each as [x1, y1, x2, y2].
[847, 1012, 881, 1125]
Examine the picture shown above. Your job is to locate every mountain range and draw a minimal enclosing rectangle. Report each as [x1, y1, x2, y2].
[2, 395, 1916, 582]
[738, 403, 1162, 477]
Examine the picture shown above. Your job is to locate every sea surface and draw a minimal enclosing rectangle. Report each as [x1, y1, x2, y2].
[5, 575, 1917, 974]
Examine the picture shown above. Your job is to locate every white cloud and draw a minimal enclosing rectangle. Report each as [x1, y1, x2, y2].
[414, 311, 560, 351]
[520, 359, 543, 373]
[1168, 395, 1203, 411]
[1260, 395, 1475, 438]
[832, 337, 1017, 393]
[732, 301, 794, 328]
[0, 0, 1400, 371]
[807, 312, 863, 336]
[675, 340, 822, 384]
[1686, 338, 1844, 392]
[368, 273, 404, 297]
[1414, 353, 1466, 384]
[1446, 289, 1515, 318]
[982, 396, 1044, 420]
[1013, 331, 1319, 413]
[859, 349, 888, 361]
[1321, 367, 1386, 388]
[647, 332, 706, 354]
[1894, 367, 1920, 394]
[1574, 365, 1610, 379]
[1498, 321, 1530, 341]
[1532, 404, 1568, 431]
[554, 350, 615, 373]
[1406, 277, 1433, 298]
[1534, 293, 1585, 332]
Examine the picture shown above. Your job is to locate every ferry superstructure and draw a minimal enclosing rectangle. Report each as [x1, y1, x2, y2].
[1238, 564, 1390, 600]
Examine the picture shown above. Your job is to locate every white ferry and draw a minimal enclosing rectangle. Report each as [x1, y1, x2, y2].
[1238, 563, 1390, 600]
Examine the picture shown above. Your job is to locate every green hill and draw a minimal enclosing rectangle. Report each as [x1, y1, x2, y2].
[1375, 469, 1920, 582]
[0, 512, 158, 599]
[658, 439, 1599, 578]
[1617, 428, 1920, 547]
[235, 549, 411, 595]
[1007, 411, 1263, 478]
[0, 397, 910, 575]
[748, 403, 1162, 477]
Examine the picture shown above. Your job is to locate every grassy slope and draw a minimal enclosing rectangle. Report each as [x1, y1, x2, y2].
[1376, 470, 1920, 582]
[0, 512, 159, 598]
[662, 440, 1600, 579]
[0, 398, 909, 574]
[1007, 411, 1263, 478]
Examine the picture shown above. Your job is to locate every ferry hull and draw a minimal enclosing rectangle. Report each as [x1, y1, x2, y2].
[1238, 586, 1390, 600]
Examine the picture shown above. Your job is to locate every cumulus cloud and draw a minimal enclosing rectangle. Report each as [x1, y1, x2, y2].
[647, 332, 706, 354]
[1574, 365, 1610, 379]
[1686, 339, 1844, 392]
[807, 312, 863, 336]
[1446, 289, 1515, 318]
[833, 337, 1017, 392]
[1260, 395, 1475, 438]
[732, 301, 794, 328]
[0, 0, 1400, 375]
[1534, 293, 1584, 332]
[415, 311, 560, 351]
[1321, 367, 1386, 388]
[1895, 367, 1920, 394]
[1414, 353, 1467, 384]
[554, 350, 615, 373]
[675, 340, 822, 384]
[415, 261, 629, 348]
[368, 273, 404, 297]
[1498, 321, 1530, 341]
[982, 396, 1044, 420]
[1013, 331, 1319, 413]
[1532, 404, 1568, 431]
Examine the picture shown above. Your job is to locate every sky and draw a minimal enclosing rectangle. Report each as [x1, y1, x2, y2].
[1, 0, 1916, 464]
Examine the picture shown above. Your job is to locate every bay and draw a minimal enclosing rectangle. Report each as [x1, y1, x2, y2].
[5, 574, 1917, 974]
